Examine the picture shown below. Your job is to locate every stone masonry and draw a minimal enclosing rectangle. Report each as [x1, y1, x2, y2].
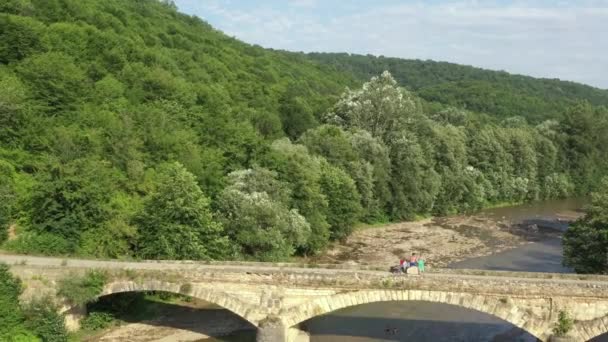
[4, 254, 608, 342]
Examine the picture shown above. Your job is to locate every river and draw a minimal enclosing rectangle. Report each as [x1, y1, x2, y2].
[100, 198, 595, 342]
[302, 198, 587, 342]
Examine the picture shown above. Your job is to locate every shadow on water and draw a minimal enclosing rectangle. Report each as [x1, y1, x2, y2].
[86, 292, 256, 341]
[590, 333, 608, 342]
[303, 301, 537, 342]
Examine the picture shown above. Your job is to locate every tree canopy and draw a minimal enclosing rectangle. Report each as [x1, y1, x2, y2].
[1, 0, 607, 264]
[563, 178, 608, 274]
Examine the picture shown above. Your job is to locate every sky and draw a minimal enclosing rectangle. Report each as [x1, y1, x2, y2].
[173, 0, 608, 89]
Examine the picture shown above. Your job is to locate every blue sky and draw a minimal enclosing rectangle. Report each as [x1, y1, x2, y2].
[174, 0, 608, 89]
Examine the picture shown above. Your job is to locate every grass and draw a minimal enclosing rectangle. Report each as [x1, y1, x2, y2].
[58, 270, 108, 306]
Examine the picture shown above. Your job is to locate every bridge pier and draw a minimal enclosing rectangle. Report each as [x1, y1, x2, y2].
[59, 304, 86, 332]
[257, 318, 309, 342]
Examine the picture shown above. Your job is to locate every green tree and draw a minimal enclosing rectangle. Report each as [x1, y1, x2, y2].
[349, 129, 392, 220]
[299, 125, 381, 221]
[563, 177, 608, 274]
[22, 296, 68, 342]
[0, 263, 25, 339]
[219, 168, 311, 261]
[327, 71, 421, 141]
[0, 160, 17, 243]
[389, 132, 440, 219]
[266, 139, 330, 254]
[135, 162, 228, 260]
[0, 14, 45, 64]
[319, 162, 361, 241]
[0, 70, 32, 146]
[299, 125, 357, 168]
[27, 158, 118, 253]
[16, 52, 88, 114]
[279, 91, 317, 140]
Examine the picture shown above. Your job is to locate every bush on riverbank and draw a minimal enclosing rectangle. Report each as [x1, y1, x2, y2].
[0, 264, 68, 342]
[563, 177, 608, 274]
[57, 270, 107, 306]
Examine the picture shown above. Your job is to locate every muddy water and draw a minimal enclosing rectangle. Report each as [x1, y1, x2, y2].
[447, 197, 587, 273]
[303, 198, 587, 342]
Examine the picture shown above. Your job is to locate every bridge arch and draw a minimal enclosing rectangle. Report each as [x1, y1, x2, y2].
[280, 289, 546, 340]
[571, 314, 608, 342]
[99, 280, 262, 326]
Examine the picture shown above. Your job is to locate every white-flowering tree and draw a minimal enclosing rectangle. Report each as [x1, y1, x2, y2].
[218, 167, 311, 261]
[325, 71, 421, 141]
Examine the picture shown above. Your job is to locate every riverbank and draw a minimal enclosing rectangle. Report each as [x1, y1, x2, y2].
[76, 298, 255, 342]
[70, 199, 587, 342]
[309, 205, 583, 268]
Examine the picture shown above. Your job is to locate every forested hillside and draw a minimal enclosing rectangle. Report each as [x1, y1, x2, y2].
[306, 53, 608, 122]
[1, 0, 607, 262]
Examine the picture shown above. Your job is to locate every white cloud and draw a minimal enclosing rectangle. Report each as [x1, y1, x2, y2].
[290, 0, 318, 8]
[175, 1, 608, 88]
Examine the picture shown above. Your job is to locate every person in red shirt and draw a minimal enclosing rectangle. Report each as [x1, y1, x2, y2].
[399, 258, 406, 272]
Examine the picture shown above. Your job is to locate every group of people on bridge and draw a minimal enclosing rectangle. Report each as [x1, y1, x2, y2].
[396, 253, 425, 274]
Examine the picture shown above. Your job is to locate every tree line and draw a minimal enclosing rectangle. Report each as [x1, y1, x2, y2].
[1, 0, 607, 262]
[305, 52, 608, 123]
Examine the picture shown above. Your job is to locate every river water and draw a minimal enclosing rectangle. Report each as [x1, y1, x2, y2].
[303, 198, 587, 342]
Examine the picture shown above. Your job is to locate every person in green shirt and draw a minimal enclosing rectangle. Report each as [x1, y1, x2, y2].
[417, 257, 425, 273]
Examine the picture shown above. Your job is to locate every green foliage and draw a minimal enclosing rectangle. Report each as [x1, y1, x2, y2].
[266, 139, 330, 254]
[80, 312, 114, 331]
[319, 162, 361, 241]
[552, 310, 573, 337]
[0, 159, 17, 243]
[219, 168, 311, 261]
[16, 52, 88, 114]
[279, 86, 317, 139]
[22, 296, 68, 342]
[4, 232, 73, 255]
[0, 263, 25, 338]
[135, 162, 228, 260]
[327, 71, 422, 141]
[307, 52, 608, 122]
[563, 177, 608, 274]
[27, 158, 118, 254]
[0, 14, 45, 64]
[0, 70, 32, 147]
[0, 0, 607, 263]
[57, 270, 107, 306]
[77, 192, 140, 259]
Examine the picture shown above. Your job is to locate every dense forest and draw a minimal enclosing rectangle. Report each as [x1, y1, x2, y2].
[1, 0, 608, 263]
[306, 53, 608, 122]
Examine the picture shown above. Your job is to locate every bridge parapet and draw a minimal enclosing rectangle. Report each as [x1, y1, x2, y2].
[4, 254, 608, 342]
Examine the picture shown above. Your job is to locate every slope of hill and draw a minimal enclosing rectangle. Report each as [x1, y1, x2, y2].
[306, 53, 608, 122]
[1, 0, 607, 264]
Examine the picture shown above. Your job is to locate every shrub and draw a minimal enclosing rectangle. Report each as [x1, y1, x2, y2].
[552, 310, 573, 337]
[3, 232, 73, 255]
[0, 263, 25, 339]
[57, 270, 107, 306]
[22, 296, 68, 342]
[80, 312, 114, 331]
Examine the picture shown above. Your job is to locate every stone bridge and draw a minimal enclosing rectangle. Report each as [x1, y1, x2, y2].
[4, 254, 608, 342]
